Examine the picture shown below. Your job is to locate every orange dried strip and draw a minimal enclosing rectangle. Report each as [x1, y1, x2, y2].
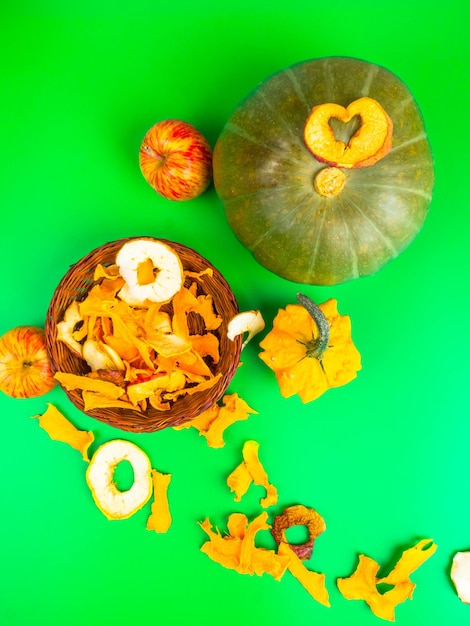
[31, 403, 94, 462]
[82, 391, 139, 412]
[54, 371, 126, 399]
[278, 542, 330, 607]
[146, 469, 172, 533]
[174, 393, 257, 448]
[199, 511, 290, 580]
[227, 440, 278, 508]
[337, 539, 437, 621]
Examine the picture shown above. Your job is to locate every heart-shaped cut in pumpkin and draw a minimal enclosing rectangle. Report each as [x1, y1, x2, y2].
[304, 96, 393, 169]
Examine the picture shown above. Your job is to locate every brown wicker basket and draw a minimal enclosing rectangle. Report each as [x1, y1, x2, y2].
[45, 237, 242, 433]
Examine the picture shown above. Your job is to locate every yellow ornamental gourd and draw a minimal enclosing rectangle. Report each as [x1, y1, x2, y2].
[259, 294, 361, 403]
[213, 57, 434, 286]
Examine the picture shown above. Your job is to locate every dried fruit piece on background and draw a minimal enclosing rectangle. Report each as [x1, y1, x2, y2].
[146, 469, 172, 533]
[227, 440, 278, 508]
[278, 542, 330, 607]
[199, 511, 290, 580]
[227, 310, 265, 348]
[86, 440, 153, 520]
[259, 295, 361, 403]
[271, 504, 326, 561]
[31, 403, 94, 461]
[174, 393, 257, 447]
[337, 539, 437, 621]
[451, 551, 470, 604]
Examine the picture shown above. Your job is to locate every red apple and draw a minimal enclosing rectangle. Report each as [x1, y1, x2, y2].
[0, 326, 57, 398]
[139, 119, 213, 201]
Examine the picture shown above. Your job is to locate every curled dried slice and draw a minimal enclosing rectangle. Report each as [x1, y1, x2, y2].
[451, 551, 470, 604]
[199, 511, 290, 580]
[227, 440, 278, 508]
[31, 403, 94, 461]
[278, 542, 330, 607]
[337, 539, 437, 621]
[271, 504, 326, 561]
[82, 339, 125, 371]
[54, 371, 126, 400]
[86, 440, 153, 520]
[174, 393, 258, 448]
[227, 310, 265, 348]
[116, 238, 183, 304]
[56, 301, 84, 357]
[146, 469, 172, 533]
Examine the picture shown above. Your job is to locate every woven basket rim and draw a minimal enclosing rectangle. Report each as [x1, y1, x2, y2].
[45, 236, 242, 433]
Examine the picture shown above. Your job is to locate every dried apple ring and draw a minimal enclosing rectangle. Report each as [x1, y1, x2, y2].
[304, 96, 393, 169]
[271, 504, 326, 560]
[116, 238, 183, 304]
[227, 310, 265, 348]
[86, 439, 153, 520]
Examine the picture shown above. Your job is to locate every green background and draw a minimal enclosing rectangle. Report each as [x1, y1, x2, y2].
[1, 2, 469, 625]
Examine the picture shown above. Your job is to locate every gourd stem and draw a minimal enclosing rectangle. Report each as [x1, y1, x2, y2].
[296, 293, 330, 360]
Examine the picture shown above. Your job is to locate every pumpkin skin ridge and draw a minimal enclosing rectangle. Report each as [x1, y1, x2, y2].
[213, 56, 435, 286]
[342, 193, 400, 259]
[249, 192, 315, 251]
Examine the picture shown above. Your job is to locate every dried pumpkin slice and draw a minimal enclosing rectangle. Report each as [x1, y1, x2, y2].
[54, 371, 126, 399]
[337, 539, 437, 621]
[199, 511, 290, 580]
[31, 403, 94, 461]
[86, 439, 153, 520]
[174, 393, 257, 448]
[146, 469, 172, 533]
[278, 542, 330, 607]
[227, 440, 278, 508]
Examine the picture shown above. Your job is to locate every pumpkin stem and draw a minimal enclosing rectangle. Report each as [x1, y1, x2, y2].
[296, 293, 330, 360]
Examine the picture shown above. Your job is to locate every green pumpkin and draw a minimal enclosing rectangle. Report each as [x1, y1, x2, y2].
[213, 57, 434, 286]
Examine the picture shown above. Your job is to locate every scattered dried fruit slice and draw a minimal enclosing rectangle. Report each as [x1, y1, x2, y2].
[271, 504, 326, 561]
[146, 469, 172, 533]
[337, 539, 437, 621]
[174, 393, 258, 447]
[86, 439, 153, 520]
[199, 511, 290, 580]
[278, 542, 330, 606]
[31, 403, 94, 461]
[451, 551, 470, 604]
[227, 440, 278, 508]
[227, 310, 265, 348]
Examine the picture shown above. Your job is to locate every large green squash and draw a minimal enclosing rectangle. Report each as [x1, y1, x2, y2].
[213, 57, 434, 285]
